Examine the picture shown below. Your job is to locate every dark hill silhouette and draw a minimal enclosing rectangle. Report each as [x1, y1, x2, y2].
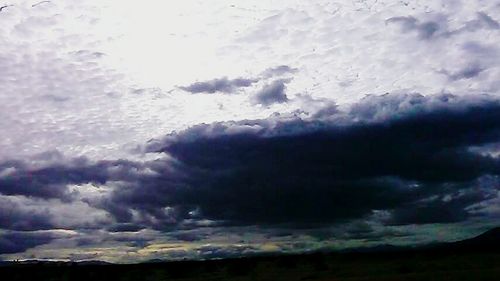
[342, 226, 500, 255]
[430, 227, 500, 253]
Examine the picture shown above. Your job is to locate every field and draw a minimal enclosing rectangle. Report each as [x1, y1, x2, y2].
[2, 251, 499, 281]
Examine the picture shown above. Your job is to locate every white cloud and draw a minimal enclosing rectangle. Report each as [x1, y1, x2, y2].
[1, 0, 499, 161]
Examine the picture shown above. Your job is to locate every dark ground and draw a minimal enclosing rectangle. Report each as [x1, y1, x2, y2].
[1, 251, 499, 281]
[1, 227, 499, 281]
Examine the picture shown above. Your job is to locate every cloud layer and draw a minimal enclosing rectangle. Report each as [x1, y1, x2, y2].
[1, 0, 499, 262]
[2, 93, 499, 260]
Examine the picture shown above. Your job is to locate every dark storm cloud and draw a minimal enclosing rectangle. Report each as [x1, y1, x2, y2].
[104, 93, 500, 228]
[163, 94, 500, 182]
[252, 79, 289, 105]
[0, 198, 53, 231]
[179, 77, 257, 94]
[390, 198, 470, 225]
[0, 232, 58, 254]
[305, 222, 409, 241]
[389, 176, 500, 225]
[388, 183, 500, 225]
[2, 93, 500, 235]
[0, 160, 70, 200]
[0, 158, 144, 200]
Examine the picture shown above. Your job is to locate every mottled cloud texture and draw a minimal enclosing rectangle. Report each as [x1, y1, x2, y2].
[0, 0, 499, 262]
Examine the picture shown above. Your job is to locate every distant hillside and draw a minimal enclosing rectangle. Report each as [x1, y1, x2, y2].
[441, 227, 500, 252]
[0, 227, 499, 281]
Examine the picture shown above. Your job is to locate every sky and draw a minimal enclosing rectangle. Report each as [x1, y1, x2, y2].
[0, 0, 499, 263]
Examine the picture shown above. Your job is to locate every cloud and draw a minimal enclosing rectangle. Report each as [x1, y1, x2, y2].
[2, 93, 498, 236]
[0, 2, 129, 160]
[2, 0, 500, 261]
[0, 231, 68, 254]
[387, 11, 499, 40]
[0, 161, 85, 200]
[252, 79, 289, 105]
[386, 16, 443, 39]
[388, 178, 499, 225]
[179, 65, 297, 100]
[477, 12, 500, 29]
[442, 63, 485, 80]
[0, 194, 111, 232]
[169, 230, 209, 242]
[179, 77, 258, 94]
[195, 244, 259, 260]
[0, 157, 148, 200]
[0, 197, 54, 231]
[107, 223, 146, 233]
[261, 65, 298, 78]
[94, 93, 500, 228]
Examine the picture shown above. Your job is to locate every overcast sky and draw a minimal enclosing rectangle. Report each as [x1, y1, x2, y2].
[0, 0, 499, 263]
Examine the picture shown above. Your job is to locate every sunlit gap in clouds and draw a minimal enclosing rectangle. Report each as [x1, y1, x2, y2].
[97, 0, 263, 89]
